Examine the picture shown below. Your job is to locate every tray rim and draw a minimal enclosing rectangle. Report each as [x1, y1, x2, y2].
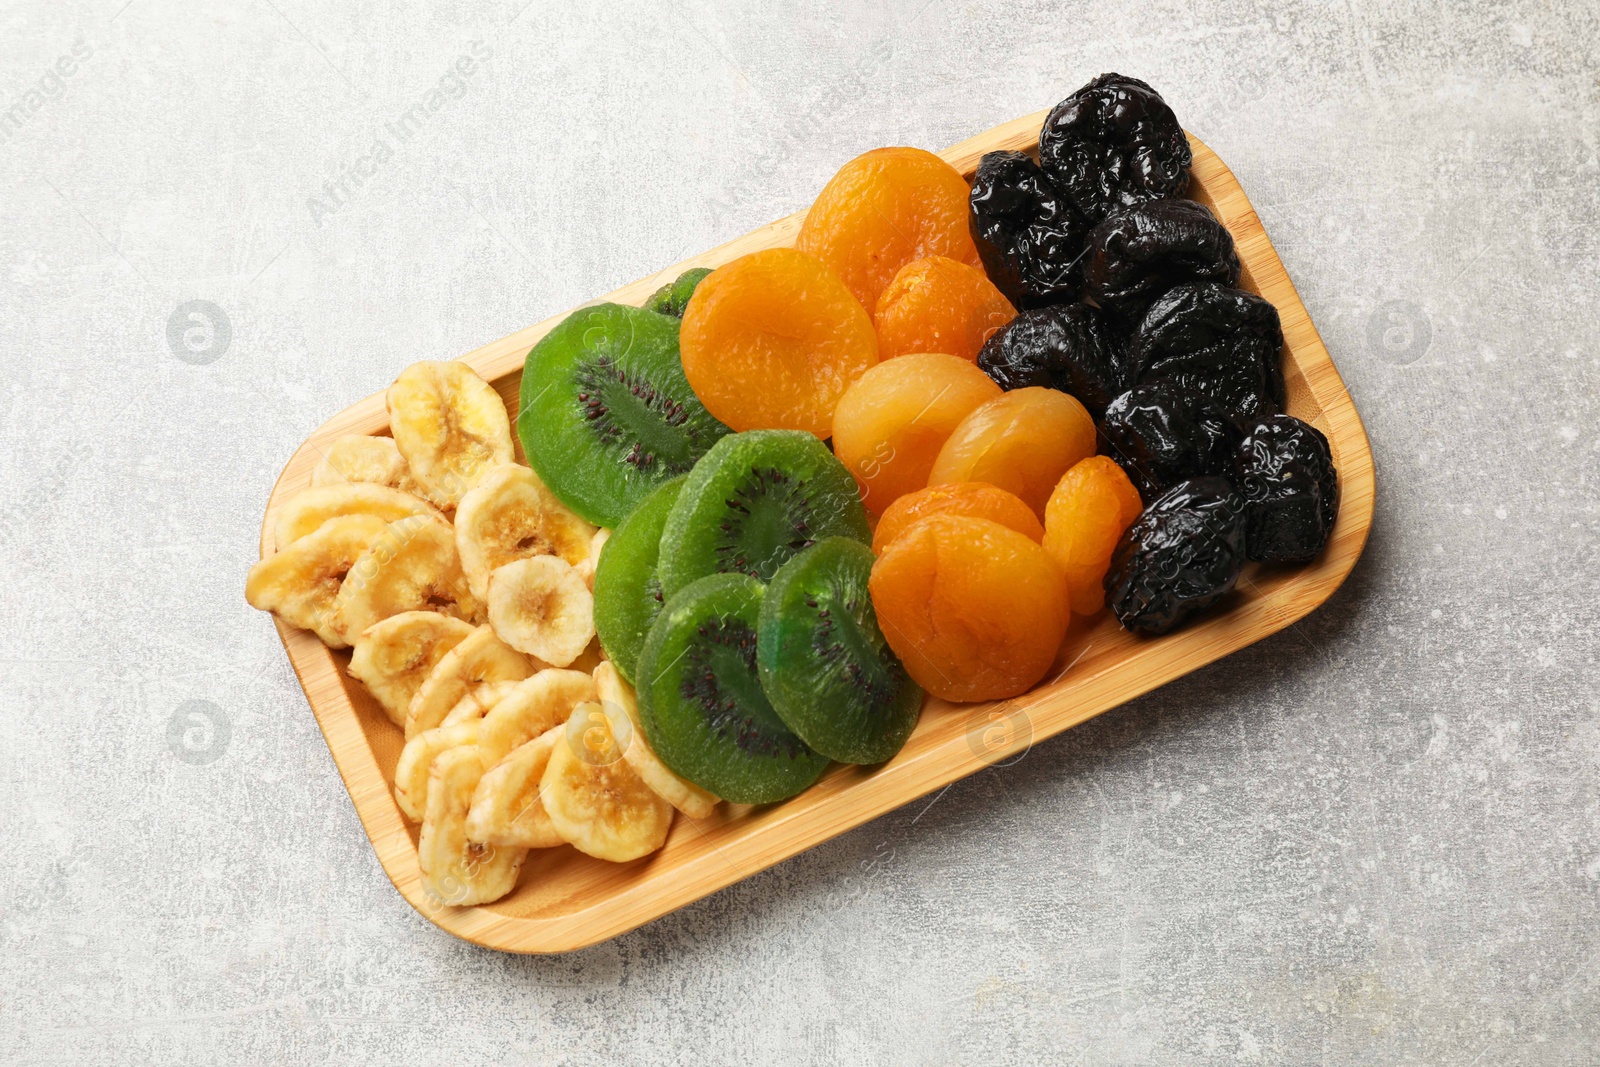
[259, 110, 1376, 953]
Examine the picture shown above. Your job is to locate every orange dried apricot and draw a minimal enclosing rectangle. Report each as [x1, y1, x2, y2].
[926, 386, 1096, 518]
[680, 248, 877, 438]
[868, 513, 1069, 702]
[1043, 456, 1145, 615]
[874, 256, 1017, 363]
[831, 353, 1000, 514]
[871, 482, 1043, 554]
[796, 147, 981, 317]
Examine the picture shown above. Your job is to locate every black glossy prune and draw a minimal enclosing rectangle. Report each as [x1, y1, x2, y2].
[976, 303, 1129, 417]
[968, 150, 1089, 308]
[1104, 476, 1248, 635]
[1233, 415, 1339, 563]
[1130, 282, 1284, 420]
[1038, 73, 1192, 225]
[1083, 199, 1241, 329]
[1099, 382, 1241, 500]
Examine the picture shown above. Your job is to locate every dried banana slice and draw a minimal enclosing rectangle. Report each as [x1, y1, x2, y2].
[540, 701, 673, 862]
[272, 482, 440, 547]
[310, 435, 410, 490]
[440, 680, 519, 727]
[454, 464, 597, 603]
[348, 611, 476, 728]
[486, 555, 595, 668]
[406, 624, 536, 739]
[245, 513, 389, 648]
[418, 746, 526, 906]
[394, 720, 480, 822]
[594, 661, 719, 819]
[464, 726, 565, 849]
[477, 668, 597, 767]
[387, 360, 513, 509]
[574, 528, 610, 592]
[331, 515, 478, 646]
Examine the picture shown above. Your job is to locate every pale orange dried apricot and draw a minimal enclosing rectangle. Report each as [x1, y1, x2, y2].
[831, 353, 1000, 514]
[874, 256, 1016, 363]
[679, 248, 877, 438]
[871, 481, 1043, 555]
[868, 513, 1069, 703]
[926, 387, 1096, 518]
[1043, 456, 1145, 615]
[796, 148, 981, 317]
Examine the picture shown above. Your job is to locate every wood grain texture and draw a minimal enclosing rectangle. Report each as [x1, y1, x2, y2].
[258, 111, 1375, 954]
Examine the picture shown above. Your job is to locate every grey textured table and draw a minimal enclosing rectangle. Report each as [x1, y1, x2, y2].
[3, 1, 1596, 1064]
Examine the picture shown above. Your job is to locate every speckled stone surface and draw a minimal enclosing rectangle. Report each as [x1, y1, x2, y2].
[2, 1, 1596, 1063]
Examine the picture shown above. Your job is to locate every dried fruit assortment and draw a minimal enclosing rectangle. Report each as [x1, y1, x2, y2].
[248, 73, 1341, 910]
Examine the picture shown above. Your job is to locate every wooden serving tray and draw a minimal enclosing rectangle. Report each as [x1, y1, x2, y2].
[259, 111, 1375, 953]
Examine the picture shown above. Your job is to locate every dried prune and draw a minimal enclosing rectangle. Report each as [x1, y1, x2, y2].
[1083, 199, 1241, 329]
[1233, 415, 1338, 563]
[968, 150, 1088, 308]
[1038, 74, 1192, 225]
[1130, 282, 1284, 420]
[1103, 476, 1247, 635]
[1098, 382, 1241, 500]
[976, 303, 1129, 418]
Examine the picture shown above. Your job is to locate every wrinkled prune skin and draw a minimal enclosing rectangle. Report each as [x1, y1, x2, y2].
[1104, 476, 1248, 635]
[1099, 382, 1242, 500]
[1038, 73, 1193, 225]
[976, 303, 1129, 417]
[1083, 199, 1241, 329]
[1233, 415, 1339, 563]
[1130, 282, 1285, 420]
[968, 150, 1089, 309]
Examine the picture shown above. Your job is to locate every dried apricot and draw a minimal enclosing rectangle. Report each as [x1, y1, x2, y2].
[832, 353, 1000, 514]
[1043, 456, 1145, 615]
[797, 148, 981, 317]
[871, 482, 1043, 555]
[875, 256, 1017, 363]
[868, 513, 1069, 702]
[926, 387, 1096, 518]
[680, 248, 878, 438]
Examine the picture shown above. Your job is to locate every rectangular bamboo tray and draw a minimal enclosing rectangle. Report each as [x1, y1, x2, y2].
[259, 110, 1375, 953]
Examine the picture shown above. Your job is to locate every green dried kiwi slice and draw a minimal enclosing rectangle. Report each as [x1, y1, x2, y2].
[656, 430, 871, 600]
[592, 475, 684, 684]
[642, 267, 712, 318]
[517, 303, 730, 528]
[635, 573, 829, 804]
[757, 537, 923, 765]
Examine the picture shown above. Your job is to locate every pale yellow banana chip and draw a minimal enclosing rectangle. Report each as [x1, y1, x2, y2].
[387, 361, 512, 509]
[245, 513, 389, 648]
[465, 726, 565, 849]
[486, 555, 595, 667]
[418, 746, 526, 906]
[272, 482, 440, 547]
[594, 661, 719, 819]
[540, 702, 673, 862]
[454, 464, 597, 603]
[575, 528, 610, 592]
[406, 624, 536, 739]
[394, 720, 480, 823]
[477, 669, 597, 768]
[331, 515, 479, 646]
[348, 611, 476, 728]
[310, 435, 410, 490]
[440, 680, 519, 727]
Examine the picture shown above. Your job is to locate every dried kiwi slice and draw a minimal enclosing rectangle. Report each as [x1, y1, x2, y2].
[757, 538, 922, 765]
[642, 267, 712, 318]
[517, 303, 730, 528]
[657, 430, 871, 600]
[635, 573, 829, 804]
[592, 475, 684, 683]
